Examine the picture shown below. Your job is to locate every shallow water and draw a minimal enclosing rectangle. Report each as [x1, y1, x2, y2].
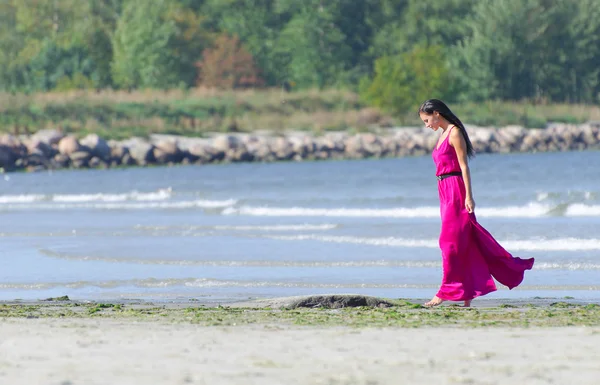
[1, 150, 599, 302]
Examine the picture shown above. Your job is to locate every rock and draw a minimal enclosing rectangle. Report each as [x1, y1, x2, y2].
[153, 140, 183, 164]
[52, 153, 70, 168]
[213, 135, 242, 152]
[109, 144, 129, 165]
[80, 134, 111, 160]
[31, 129, 65, 146]
[0, 145, 18, 171]
[344, 135, 366, 158]
[24, 138, 56, 158]
[58, 136, 81, 155]
[0, 134, 22, 148]
[123, 138, 155, 165]
[245, 136, 274, 161]
[188, 143, 224, 162]
[225, 147, 253, 162]
[24, 153, 51, 168]
[362, 133, 384, 157]
[272, 137, 294, 160]
[88, 156, 108, 169]
[228, 294, 395, 309]
[69, 150, 93, 168]
[287, 294, 394, 309]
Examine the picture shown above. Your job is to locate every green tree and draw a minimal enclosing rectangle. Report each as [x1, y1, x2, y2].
[112, 0, 207, 89]
[0, 0, 120, 91]
[201, 0, 287, 86]
[360, 46, 453, 115]
[453, 0, 600, 103]
[28, 40, 96, 91]
[274, 0, 353, 89]
[0, 1, 26, 91]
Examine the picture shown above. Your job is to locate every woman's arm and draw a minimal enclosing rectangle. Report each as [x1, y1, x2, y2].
[449, 128, 475, 213]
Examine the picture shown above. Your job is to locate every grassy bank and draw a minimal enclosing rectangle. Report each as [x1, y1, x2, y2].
[2, 301, 599, 328]
[2, 88, 599, 141]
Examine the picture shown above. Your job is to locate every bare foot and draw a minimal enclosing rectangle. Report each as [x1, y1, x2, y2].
[424, 296, 445, 307]
[463, 299, 472, 308]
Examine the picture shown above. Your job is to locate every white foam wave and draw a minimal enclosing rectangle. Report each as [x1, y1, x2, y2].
[535, 262, 600, 270]
[0, 189, 174, 204]
[270, 234, 437, 248]
[0, 199, 237, 211]
[566, 204, 600, 217]
[223, 203, 553, 218]
[36, 249, 600, 271]
[477, 203, 550, 218]
[53, 188, 172, 202]
[0, 194, 45, 203]
[269, 234, 600, 251]
[2, 278, 598, 291]
[214, 224, 338, 231]
[223, 206, 441, 218]
[503, 238, 600, 251]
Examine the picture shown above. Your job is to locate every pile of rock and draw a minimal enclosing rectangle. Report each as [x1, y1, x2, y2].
[0, 123, 598, 172]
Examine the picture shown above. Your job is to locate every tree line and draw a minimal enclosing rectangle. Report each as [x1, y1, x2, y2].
[1, 0, 599, 114]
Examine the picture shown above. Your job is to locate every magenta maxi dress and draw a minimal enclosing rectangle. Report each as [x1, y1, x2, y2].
[432, 127, 534, 301]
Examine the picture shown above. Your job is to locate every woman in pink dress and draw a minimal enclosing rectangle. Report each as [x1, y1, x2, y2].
[418, 99, 535, 307]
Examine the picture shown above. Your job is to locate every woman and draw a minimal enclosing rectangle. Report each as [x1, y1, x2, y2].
[419, 99, 534, 307]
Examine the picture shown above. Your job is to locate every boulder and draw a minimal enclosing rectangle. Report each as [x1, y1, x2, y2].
[0, 145, 18, 171]
[58, 136, 81, 155]
[24, 138, 56, 158]
[213, 135, 243, 152]
[31, 129, 65, 146]
[153, 140, 183, 164]
[80, 134, 111, 160]
[122, 138, 155, 165]
[69, 150, 93, 168]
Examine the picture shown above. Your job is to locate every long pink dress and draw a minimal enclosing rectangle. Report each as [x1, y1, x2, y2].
[432, 127, 534, 301]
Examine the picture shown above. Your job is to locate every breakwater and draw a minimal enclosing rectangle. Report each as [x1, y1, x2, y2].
[1, 123, 598, 172]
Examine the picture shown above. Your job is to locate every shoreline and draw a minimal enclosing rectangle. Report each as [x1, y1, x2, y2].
[2, 295, 599, 327]
[1, 122, 599, 172]
[2, 294, 598, 308]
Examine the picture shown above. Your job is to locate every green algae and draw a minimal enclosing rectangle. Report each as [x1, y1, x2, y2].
[1, 302, 599, 328]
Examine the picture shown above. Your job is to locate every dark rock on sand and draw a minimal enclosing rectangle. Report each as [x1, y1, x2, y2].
[228, 294, 394, 309]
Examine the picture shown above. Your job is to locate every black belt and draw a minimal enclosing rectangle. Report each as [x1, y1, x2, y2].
[437, 171, 462, 181]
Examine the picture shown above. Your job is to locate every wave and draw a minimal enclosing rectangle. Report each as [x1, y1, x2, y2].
[223, 206, 440, 218]
[0, 194, 45, 203]
[2, 278, 599, 291]
[0, 189, 173, 204]
[213, 224, 337, 231]
[134, 224, 338, 232]
[267, 234, 600, 251]
[536, 190, 598, 202]
[0, 278, 436, 290]
[0, 199, 237, 211]
[53, 188, 172, 202]
[40, 249, 600, 270]
[223, 202, 600, 218]
[566, 204, 600, 217]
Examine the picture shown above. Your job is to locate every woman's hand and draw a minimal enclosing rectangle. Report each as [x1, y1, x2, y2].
[465, 197, 476, 213]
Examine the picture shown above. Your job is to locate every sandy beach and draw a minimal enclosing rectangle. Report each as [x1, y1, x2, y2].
[1, 319, 599, 385]
[1, 297, 599, 385]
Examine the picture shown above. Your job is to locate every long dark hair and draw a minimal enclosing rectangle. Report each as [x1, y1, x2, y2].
[419, 99, 475, 159]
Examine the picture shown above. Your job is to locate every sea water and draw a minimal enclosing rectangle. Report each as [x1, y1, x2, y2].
[1, 151, 599, 303]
